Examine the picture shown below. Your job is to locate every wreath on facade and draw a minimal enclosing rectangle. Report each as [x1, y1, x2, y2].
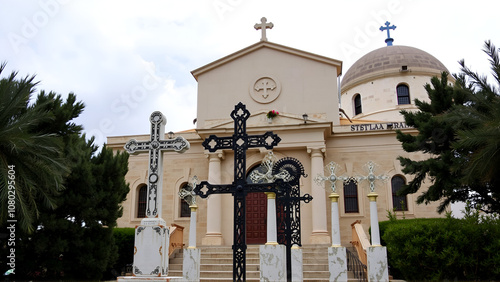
[266, 110, 279, 119]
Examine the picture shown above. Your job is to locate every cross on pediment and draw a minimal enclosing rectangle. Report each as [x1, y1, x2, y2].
[380, 21, 396, 46]
[254, 78, 276, 99]
[124, 111, 190, 218]
[254, 17, 273, 41]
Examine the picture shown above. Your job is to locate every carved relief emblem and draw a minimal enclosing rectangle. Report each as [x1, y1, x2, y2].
[249, 76, 281, 104]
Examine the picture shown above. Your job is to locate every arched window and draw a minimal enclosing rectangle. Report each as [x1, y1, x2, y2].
[344, 179, 359, 213]
[137, 184, 147, 218]
[396, 84, 410, 105]
[180, 183, 191, 218]
[354, 94, 362, 115]
[391, 176, 408, 211]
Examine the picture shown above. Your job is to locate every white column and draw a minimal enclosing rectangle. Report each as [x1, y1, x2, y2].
[183, 204, 201, 282]
[308, 147, 330, 244]
[265, 192, 278, 245]
[329, 193, 341, 246]
[202, 152, 224, 245]
[366, 192, 388, 282]
[328, 193, 348, 281]
[368, 192, 381, 246]
[188, 205, 198, 248]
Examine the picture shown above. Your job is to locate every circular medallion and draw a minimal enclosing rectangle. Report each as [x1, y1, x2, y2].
[149, 173, 159, 183]
[150, 111, 164, 124]
[249, 75, 281, 104]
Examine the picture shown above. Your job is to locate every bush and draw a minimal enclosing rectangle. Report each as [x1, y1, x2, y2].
[107, 228, 135, 277]
[381, 213, 500, 281]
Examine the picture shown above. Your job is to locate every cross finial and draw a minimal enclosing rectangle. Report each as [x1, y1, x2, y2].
[379, 21, 396, 46]
[254, 17, 273, 41]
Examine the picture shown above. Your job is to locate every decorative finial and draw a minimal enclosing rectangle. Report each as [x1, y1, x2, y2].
[379, 21, 396, 46]
[254, 17, 273, 41]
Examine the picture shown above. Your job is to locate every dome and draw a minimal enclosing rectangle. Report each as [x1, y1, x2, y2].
[341, 45, 449, 92]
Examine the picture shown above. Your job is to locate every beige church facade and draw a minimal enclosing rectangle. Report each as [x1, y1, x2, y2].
[108, 25, 451, 247]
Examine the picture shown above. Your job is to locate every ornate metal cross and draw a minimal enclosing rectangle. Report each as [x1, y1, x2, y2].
[254, 17, 273, 41]
[124, 111, 190, 218]
[178, 176, 199, 206]
[314, 161, 351, 193]
[251, 154, 312, 281]
[380, 21, 396, 46]
[356, 161, 388, 192]
[193, 102, 281, 281]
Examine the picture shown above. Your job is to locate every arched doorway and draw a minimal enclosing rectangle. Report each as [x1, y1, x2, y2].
[246, 165, 267, 244]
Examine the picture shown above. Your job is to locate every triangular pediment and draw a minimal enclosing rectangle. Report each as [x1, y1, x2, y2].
[191, 41, 342, 80]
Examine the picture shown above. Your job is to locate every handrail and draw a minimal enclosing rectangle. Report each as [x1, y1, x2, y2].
[169, 223, 184, 256]
[346, 248, 368, 282]
[350, 220, 369, 266]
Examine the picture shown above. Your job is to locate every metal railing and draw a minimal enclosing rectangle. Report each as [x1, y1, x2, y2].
[346, 248, 368, 282]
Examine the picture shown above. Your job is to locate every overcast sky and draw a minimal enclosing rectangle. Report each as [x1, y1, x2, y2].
[1, 0, 498, 145]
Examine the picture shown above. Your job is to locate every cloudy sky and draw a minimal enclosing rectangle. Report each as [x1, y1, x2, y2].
[1, 0, 498, 145]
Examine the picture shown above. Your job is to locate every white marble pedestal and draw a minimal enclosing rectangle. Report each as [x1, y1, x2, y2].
[291, 246, 303, 282]
[328, 246, 348, 282]
[259, 244, 286, 282]
[133, 218, 170, 277]
[367, 246, 389, 282]
[182, 248, 201, 282]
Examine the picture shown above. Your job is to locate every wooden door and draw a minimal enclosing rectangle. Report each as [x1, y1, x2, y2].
[246, 192, 267, 244]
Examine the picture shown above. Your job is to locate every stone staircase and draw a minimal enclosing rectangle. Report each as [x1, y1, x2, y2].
[169, 244, 359, 281]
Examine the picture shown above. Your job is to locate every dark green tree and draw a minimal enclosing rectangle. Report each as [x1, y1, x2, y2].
[0, 65, 130, 279]
[397, 40, 500, 214]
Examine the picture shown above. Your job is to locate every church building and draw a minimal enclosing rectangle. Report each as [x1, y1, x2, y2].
[108, 19, 450, 247]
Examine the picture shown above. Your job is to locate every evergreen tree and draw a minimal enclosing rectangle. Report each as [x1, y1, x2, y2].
[397, 41, 500, 214]
[0, 65, 130, 279]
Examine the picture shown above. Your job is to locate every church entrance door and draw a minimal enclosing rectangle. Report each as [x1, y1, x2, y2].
[246, 192, 267, 244]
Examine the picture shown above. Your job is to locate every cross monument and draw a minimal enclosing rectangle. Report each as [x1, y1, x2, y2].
[379, 21, 396, 46]
[193, 102, 281, 281]
[123, 111, 190, 277]
[254, 17, 273, 41]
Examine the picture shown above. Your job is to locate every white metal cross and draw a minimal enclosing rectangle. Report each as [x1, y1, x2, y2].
[178, 176, 199, 206]
[314, 161, 351, 193]
[254, 17, 273, 41]
[249, 152, 290, 183]
[356, 161, 388, 192]
[124, 111, 190, 218]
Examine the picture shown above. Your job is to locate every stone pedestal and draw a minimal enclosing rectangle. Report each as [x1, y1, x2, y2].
[133, 218, 170, 277]
[182, 248, 201, 282]
[259, 244, 286, 282]
[328, 246, 348, 282]
[367, 246, 389, 282]
[291, 246, 303, 282]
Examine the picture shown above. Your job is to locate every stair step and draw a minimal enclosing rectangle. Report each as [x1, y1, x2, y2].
[169, 244, 364, 281]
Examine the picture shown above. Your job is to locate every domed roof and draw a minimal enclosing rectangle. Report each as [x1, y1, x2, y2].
[341, 45, 449, 92]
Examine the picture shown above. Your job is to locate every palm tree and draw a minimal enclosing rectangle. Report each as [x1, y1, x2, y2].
[0, 63, 68, 233]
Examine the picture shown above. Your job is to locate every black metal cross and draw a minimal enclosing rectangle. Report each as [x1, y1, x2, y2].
[273, 157, 312, 281]
[193, 102, 281, 281]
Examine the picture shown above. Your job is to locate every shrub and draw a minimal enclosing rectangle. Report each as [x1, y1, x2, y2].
[381, 214, 500, 281]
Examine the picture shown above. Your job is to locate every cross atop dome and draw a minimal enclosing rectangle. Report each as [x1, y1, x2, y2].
[254, 17, 273, 41]
[380, 21, 396, 46]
